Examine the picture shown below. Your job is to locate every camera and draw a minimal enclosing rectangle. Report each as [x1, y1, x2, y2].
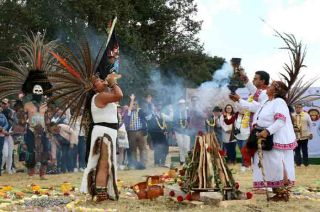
[234, 127, 241, 135]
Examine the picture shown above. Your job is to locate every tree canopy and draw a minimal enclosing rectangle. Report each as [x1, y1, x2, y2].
[0, 0, 225, 101]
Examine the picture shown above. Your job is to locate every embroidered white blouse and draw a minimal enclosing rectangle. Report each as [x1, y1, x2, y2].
[252, 98, 297, 150]
[236, 82, 268, 113]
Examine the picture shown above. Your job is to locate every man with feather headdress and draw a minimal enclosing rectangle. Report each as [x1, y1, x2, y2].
[49, 17, 122, 202]
[0, 33, 56, 179]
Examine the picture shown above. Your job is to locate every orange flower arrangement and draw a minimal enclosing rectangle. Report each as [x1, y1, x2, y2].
[31, 185, 41, 192]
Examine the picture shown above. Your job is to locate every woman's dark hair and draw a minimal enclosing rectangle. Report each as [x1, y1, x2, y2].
[273, 81, 288, 101]
[255, 71, 270, 85]
[224, 104, 234, 114]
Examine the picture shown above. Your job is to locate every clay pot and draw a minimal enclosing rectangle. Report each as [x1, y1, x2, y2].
[136, 190, 148, 199]
[132, 182, 148, 199]
[147, 185, 164, 199]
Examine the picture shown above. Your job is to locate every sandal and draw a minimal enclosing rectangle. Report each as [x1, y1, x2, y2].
[270, 188, 289, 202]
[94, 187, 108, 202]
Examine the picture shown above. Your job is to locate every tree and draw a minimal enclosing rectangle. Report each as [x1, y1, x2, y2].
[160, 51, 225, 87]
[0, 0, 224, 99]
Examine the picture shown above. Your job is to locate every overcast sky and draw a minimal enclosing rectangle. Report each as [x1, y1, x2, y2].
[194, 0, 320, 86]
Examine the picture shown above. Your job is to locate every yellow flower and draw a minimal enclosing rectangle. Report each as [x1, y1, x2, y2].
[1, 186, 13, 192]
[116, 180, 123, 190]
[31, 185, 41, 192]
[61, 182, 72, 193]
[66, 202, 74, 210]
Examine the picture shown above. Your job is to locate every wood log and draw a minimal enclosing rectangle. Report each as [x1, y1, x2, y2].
[205, 134, 215, 188]
[202, 135, 207, 188]
[211, 133, 231, 185]
[205, 143, 215, 188]
[198, 136, 204, 188]
[209, 133, 227, 187]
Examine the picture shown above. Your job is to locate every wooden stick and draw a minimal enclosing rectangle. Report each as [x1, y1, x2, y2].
[257, 138, 270, 201]
[198, 136, 204, 188]
[210, 133, 227, 187]
[202, 135, 207, 188]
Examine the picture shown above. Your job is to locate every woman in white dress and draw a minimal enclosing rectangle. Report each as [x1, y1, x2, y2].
[80, 73, 123, 202]
[252, 81, 296, 201]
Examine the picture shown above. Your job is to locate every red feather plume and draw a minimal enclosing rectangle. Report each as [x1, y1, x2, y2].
[50, 51, 81, 79]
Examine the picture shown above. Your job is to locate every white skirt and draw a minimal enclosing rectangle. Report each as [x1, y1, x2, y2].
[80, 126, 118, 196]
[253, 149, 295, 188]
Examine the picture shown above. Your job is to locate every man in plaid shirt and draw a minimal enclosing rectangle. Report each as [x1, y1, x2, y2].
[124, 94, 148, 169]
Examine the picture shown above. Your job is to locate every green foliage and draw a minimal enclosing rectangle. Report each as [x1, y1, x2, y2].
[0, 0, 224, 98]
[161, 51, 225, 87]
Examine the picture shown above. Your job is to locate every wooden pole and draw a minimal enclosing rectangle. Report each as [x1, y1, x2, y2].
[257, 138, 270, 201]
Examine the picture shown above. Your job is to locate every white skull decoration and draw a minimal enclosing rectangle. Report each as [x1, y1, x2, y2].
[32, 84, 43, 95]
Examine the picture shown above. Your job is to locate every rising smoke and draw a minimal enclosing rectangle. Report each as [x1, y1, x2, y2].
[53, 16, 236, 114]
[147, 62, 235, 116]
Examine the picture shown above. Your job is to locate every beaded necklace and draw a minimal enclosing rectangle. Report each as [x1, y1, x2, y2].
[155, 114, 167, 130]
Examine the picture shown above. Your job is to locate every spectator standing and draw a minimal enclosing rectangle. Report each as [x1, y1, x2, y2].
[220, 104, 237, 164]
[148, 102, 172, 166]
[49, 123, 77, 173]
[124, 94, 148, 169]
[1, 98, 15, 173]
[292, 104, 313, 167]
[223, 108, 250, 171]
[173, 99, 190, 165]
[71, 114, 86, 172]
[117, 105, 129, 170]
[0, 108, 9, 176]
[205, 106, 224, 147]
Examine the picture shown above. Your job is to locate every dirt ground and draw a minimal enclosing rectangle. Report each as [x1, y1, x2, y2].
[1, 147, 320, 211]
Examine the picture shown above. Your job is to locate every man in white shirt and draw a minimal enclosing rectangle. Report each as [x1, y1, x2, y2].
[229, 70, 270, 113]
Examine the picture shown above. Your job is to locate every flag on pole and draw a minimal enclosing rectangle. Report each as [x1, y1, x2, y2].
[96, 17, 119, 79]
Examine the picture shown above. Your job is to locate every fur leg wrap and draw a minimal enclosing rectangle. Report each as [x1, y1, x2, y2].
[87, 134, 119, 201]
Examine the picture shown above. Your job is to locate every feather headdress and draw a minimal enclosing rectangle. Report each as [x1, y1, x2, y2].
[275, 30, 320, 106]
[47, 17, 119, 124]
[0, 32, 57, 99]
